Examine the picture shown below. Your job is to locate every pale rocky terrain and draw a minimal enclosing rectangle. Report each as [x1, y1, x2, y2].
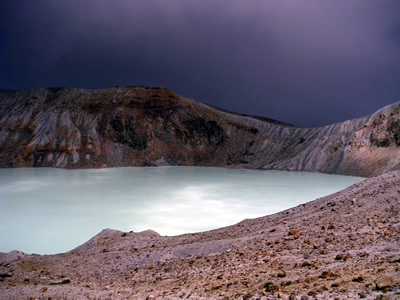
[1, 170, 399, 299]
[0, 87, 399, 176]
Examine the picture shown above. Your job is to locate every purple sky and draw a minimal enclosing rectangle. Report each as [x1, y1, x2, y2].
[1, 0, 400, 127]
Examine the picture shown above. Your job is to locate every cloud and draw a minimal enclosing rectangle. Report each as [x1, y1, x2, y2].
[1, 0, 400, 126]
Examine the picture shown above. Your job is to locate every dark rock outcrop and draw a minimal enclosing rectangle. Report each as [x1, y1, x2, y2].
[0, 86, 399, 176]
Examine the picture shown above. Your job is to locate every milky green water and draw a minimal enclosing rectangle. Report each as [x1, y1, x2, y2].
[0, 167, 364, 254]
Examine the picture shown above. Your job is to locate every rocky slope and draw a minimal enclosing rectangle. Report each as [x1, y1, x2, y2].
[1, 170, 399, 299]
[0, 86, 399, 176]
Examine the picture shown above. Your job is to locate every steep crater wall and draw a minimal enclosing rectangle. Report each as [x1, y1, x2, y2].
[0, 87, 399, 177]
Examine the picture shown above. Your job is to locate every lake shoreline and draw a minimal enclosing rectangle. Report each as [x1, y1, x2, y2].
[0, 167, 364, 254]
[1, 170, 399, 299]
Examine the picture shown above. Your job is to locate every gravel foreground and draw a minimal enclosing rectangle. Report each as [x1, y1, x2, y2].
[0, 171, 399, 299]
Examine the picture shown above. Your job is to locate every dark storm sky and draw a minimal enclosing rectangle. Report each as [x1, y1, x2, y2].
[1, 1, 400, 127]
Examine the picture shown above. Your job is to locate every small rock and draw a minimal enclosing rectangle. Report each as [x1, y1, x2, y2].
[211, 282, 223, 290]
[352, 276, 364, 282]
[243, 291, 253, 300]
[40, 287, 48, 293]
[277, 270, 286, 278]
[319, 270, 333, 279]
[146, 295, 155, 300]
[375, 277, 393, 290]
[289, 294, 296, 300]
[301, 261, 312, 267]
[264, 282, 278, 292]
[335, 254, 345, 261]
[288, 230, 300, 236]
[304, 277, 314, 284]
[331, 282, 340, 288]
[383, 229, 393, 236]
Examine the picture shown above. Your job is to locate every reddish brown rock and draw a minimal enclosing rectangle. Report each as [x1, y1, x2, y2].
[288, 230, 300, 236]
[319, 271, 333, 279]
[375, 277, 393, 290]
[301, 261, 313, 267]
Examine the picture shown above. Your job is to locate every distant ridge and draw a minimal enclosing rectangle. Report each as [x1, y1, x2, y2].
[0, 86, 399, 176]
[205, 103, 296, 127]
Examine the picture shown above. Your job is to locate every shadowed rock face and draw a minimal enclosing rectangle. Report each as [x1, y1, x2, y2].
[0, 86, 399, 176]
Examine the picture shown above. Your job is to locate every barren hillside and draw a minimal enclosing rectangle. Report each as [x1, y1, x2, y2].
[1, 87, 399, 176]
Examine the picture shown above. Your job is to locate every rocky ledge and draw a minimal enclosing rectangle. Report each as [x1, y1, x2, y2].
[0, 86, 399, 176]
[1, 170, 399, 299]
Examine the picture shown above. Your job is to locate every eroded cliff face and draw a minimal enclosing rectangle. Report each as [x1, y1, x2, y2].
[0, 87, 259, 169]
[0, 86, 399, 176]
